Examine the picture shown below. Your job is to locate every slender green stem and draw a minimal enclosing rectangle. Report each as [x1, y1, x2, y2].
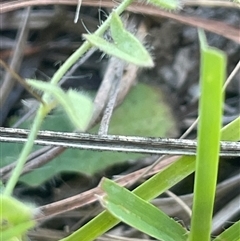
[3, 0, 135, 195]
[50, 0, 135, 87]
[3, 105, 46, 195]
[60, 116, 239, 241]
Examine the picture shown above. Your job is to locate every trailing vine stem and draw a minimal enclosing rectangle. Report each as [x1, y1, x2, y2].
[4, 108, 47, 195]
[4, 0, 135, 195]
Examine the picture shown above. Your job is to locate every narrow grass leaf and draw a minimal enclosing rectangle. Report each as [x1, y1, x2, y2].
[60, 156, 194, 241]
[60, 114, 239, 241]
[27, 80, 93, 131]
[99, 178, 188, 241]
[221, 116, 240, 141]
[83, 13, 153, 67]
[213, 221, 240, 241]
[188, 30, 226, 241]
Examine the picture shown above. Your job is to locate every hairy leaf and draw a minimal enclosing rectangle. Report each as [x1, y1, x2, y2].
[27, 80, 93, 132]
[0, 84, 176, 186]
[84, 13, 154, 67]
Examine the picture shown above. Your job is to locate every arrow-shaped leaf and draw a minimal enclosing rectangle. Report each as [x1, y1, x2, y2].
[84, 12, 154, 67]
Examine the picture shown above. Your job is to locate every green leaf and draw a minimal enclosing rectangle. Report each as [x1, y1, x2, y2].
[99, 178, 188, 241]
[188, 30, 226, 241]
[66, 89, 93, 131]
[0, 195, 34, 225]
[147, 0, 181, 10]
[213, 221, 240, 241]
[83, 12, 154, 67]
[221, 116, 240, 141]
[107, 83, 177, 136]
[0, 195, 35, 240]
[1, 221, 35, 241]
[26, 79, 93, 132]
[61, 116, 240, 240]
[1, 83, 177, 186]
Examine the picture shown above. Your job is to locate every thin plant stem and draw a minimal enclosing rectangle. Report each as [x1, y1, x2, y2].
[3, 106, 47, 195]
[3, 0, 135, 195]
[49, 0, 135, 88]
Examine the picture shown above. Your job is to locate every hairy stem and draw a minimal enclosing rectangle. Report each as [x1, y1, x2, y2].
[4, 0, 135, 195]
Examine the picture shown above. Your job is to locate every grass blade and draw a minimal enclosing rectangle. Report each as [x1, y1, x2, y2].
[60, 116, 239, 241]
[213, 221, 240, 241]
[61, 157, 194, 241]
[99, 178, 188, 241]
[188, 30, 226, 241]
[221, 116, 240, 141]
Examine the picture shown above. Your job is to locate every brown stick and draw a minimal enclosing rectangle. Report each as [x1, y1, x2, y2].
[1, 0, 239, 43]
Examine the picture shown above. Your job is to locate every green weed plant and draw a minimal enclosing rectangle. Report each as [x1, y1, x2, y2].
[1, 0, 239, 240]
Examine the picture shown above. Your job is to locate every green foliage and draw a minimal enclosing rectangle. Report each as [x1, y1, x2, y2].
[59, 114, 240, 241]
[188, 30, 226, 241]
[26, 80, 93, 132]
[0, 195, 35, 240]
[213, 221, 240, 241]
[99, 178, 188, 241]
[1, 0, 238, 240]
[106, 83, 177, 136]
[60, 32, 239, 241]
[62, 122, 240, 241]
[0, 83, 177, 186]
[84, 12, 154, 67]
[221, 116, 240, 141]
[61, 155, 195, 241]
